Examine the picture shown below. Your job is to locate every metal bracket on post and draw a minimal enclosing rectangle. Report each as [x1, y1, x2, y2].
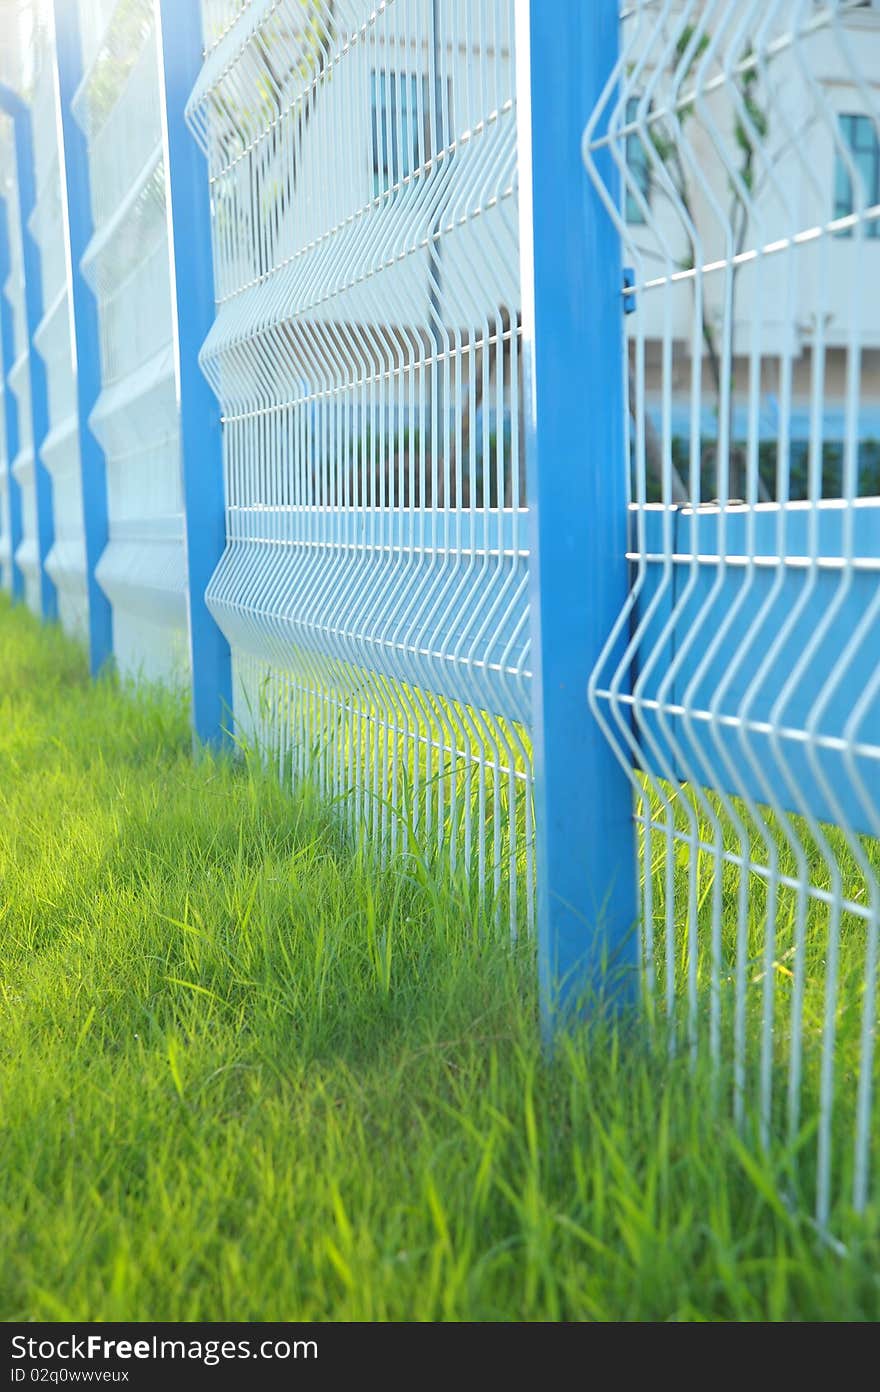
[0, 196, 24, 602]
[0, 83, 56, 623]
[517, 0, 637, 1034]
[53, 0, 113, 677]
[154, 0, 232, 750]
[623, 266, 637, 315]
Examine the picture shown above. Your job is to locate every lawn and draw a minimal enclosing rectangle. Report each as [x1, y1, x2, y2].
[0, 595, 878, 1321]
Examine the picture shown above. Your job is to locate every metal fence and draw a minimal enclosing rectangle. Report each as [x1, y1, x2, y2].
[0, 0, 878, 1232]
[68, 0, 189, 681]
[586, 0, 880, 1227]
[186, 0, 533, 933]
[30, 17, 88, 639]
[0, 163, 10, 596]
[1, 113, 39, 614]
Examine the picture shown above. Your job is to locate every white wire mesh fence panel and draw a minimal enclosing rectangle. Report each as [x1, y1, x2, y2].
[0, 201, 8, 595]
[29, 21, 88, 641]
[1, 116, 40, 616]
[188, 0, 532, 930]
[72, 0, 189, 684]
[586, 0, 880, 1228]
[0, 14, 19, 600]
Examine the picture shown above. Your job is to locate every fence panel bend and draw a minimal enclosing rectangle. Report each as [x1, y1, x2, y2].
[585, 0, 880, 1227]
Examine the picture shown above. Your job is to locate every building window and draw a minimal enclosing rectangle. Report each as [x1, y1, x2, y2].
[835, 113, 880, 238]
[625, 97, 650, 224]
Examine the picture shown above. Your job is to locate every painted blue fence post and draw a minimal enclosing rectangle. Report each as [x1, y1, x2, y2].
[519, 0, 637, 1030]
[0, 197, 24, 602]
[0, 84, 56, 623]
[155, 0, 232, 749]
[53, 0, 113, 678]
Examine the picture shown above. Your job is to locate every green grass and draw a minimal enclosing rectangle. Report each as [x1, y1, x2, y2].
[0, 595, 878, 1321]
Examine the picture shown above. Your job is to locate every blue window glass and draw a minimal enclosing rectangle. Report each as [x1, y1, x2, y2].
[835, 113, 880, 239]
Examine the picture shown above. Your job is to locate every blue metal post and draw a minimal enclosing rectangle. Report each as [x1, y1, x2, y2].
[53, 0, 113, 677]
[155, 0, 232, 749]
[0, 197, 24, 601]
[0, 84, 56, 622]
[520, 0, 637, 1029]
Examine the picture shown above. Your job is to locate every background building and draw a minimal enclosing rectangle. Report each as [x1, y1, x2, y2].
[620, 0, 880, 501]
